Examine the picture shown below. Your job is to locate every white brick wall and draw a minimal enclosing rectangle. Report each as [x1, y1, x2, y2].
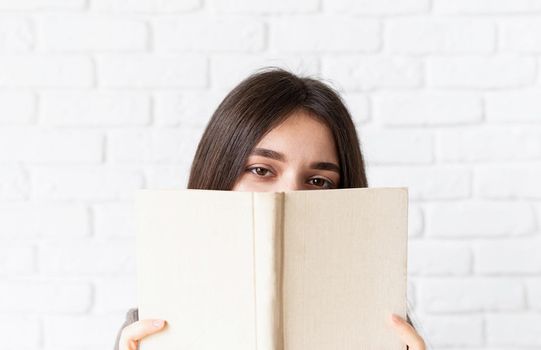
[0, 1, 539, 349]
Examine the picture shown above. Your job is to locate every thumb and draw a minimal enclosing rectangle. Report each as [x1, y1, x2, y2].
[119, 319, 167, 348]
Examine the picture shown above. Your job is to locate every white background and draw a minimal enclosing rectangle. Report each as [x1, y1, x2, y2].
[0, 0, 540, 349]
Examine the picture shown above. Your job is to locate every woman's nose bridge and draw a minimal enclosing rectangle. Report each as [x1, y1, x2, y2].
[279, 170, 304, 191]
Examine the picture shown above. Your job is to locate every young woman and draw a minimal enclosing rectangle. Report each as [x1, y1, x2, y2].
[114, 67, 426, 350]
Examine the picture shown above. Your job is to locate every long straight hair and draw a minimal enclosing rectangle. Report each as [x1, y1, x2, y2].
[186, 67, 417, 332]
[187, 67, 367, 190]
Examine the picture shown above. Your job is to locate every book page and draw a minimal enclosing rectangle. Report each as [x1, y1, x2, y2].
[134, 189, 259, 350]
[282, 187, 408, 350]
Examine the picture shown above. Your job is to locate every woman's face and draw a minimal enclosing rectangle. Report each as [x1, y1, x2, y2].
[232, 110, 341, 192]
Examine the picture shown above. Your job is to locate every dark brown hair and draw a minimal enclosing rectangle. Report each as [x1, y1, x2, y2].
[187, 66, 367, 190]
[186, 66, 418, 335]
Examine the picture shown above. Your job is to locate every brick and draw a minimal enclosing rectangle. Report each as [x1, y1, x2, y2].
[486, 313, 541, 346]
[270, 17, 380, 52]
[0, 127, 103, 163]
[408, 203, 423, 238]
[408, 240, 471, 275]
[325, 0, 429, 14]
[387, 19, 494, 54]
[0, 165, 29, 200]
[0, 55, 93, 87]
[0, 202, 89, 238]
[0, 0, 85, 10]
[93, 202, 135, 238]
[0, 314, 40, 348]
[374, 91, 483, 126]
[438, 126, 541, 162]
[0, 242, 34, 274]
[154, 16, 264, 52]
[0, 91, 35, 124]
[435, 0, 541, 14]
[340, 92, 370, 125]
[526, 278, 541, 310]
[367, 165, 471, 200]
[43, 314, 122, 348]
[475, 238, 541, 274]
[500, 20, 541, 52]
[107, 128, 201, 164]
[0, 279, 91, 312]
[413, 314, 483, 346]
[96, 54, 207, 88]
[427, 55, 536, 88]
[39, 238, 135, 275]
[476, 164, 541, 199]
[360, 127, 434, 164]
[417, 277, 524, 312]
[93, 276, 137, 313]
[322, 55, 422, 90]
[0, 17, 33, 52]
[154, 90, 224, 127]
[31, 165, 144, 200]
[144, 164, 191, 189]
[38, 15, 147, 51]
[485, 89, 541, 122]
[91, 0, 200, 12]
[210, 54, 319, 89]
[209, 0, 318, 13]
[40, 91, 151, 126]
[537, 204, 541, 232]
[426, 201, 535, 237]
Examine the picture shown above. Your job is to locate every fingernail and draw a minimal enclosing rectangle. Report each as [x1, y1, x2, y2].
[391, 314, 400, 324]
[152, 319, 164, 328]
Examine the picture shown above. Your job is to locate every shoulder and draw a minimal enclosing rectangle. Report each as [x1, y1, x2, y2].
[125, 307, 139, 323]
[113, 307, 139, 350]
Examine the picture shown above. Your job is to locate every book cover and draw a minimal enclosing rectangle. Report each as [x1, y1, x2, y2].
[134, 187, 408, 350]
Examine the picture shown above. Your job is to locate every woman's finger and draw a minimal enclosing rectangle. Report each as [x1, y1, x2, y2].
[388, 314, 426, 350]
[118, 319, 167, 350]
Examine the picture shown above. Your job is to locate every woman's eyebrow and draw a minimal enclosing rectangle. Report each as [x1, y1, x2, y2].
[311, 162, 341, 174]
[251, 147, 285, 161]
[250, 147, 341, 174]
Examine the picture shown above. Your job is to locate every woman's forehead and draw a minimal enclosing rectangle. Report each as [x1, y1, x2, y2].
[252, 115, 338, 163]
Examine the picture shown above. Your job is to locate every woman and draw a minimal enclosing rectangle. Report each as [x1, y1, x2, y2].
[114, 67, 426, 350]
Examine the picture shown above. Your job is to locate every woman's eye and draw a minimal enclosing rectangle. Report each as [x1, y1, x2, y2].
[247, 166, 272, 177]
[246, 167, 335, 189]
[309, 178, 334, 189]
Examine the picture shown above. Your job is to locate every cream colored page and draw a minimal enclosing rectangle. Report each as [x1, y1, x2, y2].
[134, 189, 258, 350]
[282, 187, 408, 350]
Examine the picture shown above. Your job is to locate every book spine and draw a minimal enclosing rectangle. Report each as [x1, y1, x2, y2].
[252, 192, 284, 350]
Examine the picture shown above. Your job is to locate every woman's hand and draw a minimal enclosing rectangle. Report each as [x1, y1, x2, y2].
[117, 315, 420, 350]
[389, 314, 426, 350]
[118, 318, 167, 350]
[118, 315, 421, 350]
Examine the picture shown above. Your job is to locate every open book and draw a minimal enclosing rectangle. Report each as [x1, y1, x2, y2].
[134, 187, 408, 350]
